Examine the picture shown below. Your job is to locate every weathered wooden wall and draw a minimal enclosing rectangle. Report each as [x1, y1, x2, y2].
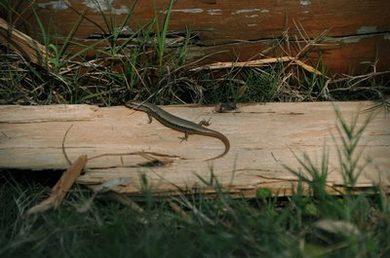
[4, 0, 390, 74]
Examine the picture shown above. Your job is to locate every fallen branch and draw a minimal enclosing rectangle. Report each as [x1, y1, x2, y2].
[0, 17, 51, 66]
[25, 155, 87, 215]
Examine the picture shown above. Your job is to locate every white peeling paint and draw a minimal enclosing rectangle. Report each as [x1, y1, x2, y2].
[232, 8, 269, 15]
[325, 34, 379, 44]
[82, 0, 129, 14]
[83, 0, 111, 11]
[246, 14, 259, 18]
[37, 0, 69, 10]
[113, 5, 129, 15]
[324, 35, 360, 44]
[341, 36, 361, 43]
[300, 0, 311, 6]
[207, 9, 222, 15]
[162, 8, 204, 14]
[356, 26, 377, 34]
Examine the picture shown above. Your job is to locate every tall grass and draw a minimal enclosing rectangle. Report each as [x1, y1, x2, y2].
[154, 0, 175, 69]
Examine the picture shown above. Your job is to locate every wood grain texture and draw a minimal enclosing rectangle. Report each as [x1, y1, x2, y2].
[187, 33, 390, 74]
[19, 0, 390, 40]
[1, 102, 389, 196]
[6, 0, 390, 74]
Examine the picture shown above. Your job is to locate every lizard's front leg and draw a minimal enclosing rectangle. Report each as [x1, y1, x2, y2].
[178, 131, 189, 143]
[198, 117, 211, 127]
[147, 113, 153, 124]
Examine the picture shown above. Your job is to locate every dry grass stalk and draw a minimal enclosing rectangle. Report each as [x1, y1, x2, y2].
[191, 56, 325, 77]
[168, 200, 191, 221]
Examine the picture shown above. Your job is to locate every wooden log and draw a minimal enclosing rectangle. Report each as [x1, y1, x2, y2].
[0, 102, 389, 197]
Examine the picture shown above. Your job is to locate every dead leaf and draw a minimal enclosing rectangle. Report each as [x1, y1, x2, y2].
[76, 177, 132, 213]
[94, 178, 132, 193]
[314, 219, 360, 237]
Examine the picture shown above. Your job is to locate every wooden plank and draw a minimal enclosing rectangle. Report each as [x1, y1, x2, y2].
[63, 33, 390, 75]
[187, 33, 390, 74]
[5, 0, 390, 74]
[0, 102, 389, 196]
[16, 0, 390, 41]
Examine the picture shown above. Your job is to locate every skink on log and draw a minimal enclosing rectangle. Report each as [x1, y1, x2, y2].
[125, 101, 230, 160]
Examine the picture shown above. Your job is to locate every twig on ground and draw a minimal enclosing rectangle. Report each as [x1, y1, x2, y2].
[62, 124, 74, 165]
